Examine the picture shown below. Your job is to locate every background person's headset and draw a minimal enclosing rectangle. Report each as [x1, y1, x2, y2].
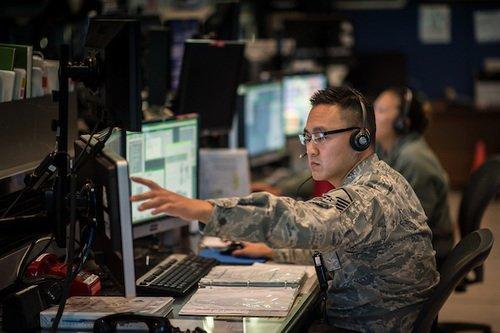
[349, 88, 371, 152]
[393, 87, 413, 135]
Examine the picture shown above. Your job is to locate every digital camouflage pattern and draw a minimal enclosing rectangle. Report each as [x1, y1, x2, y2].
[204, 154, 439, 332]
[271, 248, 314, 265]
[377, 132, 454, 262]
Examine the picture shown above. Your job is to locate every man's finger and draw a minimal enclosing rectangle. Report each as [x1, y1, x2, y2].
[152, 203, 173, 216]
[231, 249, 245, 257]
[131, 176, 161, 190]
[130, 191, 155, 202]
[139, 198, 164, 211]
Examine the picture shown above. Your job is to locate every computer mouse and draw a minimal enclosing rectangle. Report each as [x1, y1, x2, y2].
[219, 242, 244, 255]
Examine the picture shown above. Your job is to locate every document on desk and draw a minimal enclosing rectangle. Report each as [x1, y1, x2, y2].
[40, 296, 174, 330]
[179, 286, 299, 317]
[199, 264, 307, 287]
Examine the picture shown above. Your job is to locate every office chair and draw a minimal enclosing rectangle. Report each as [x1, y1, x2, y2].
[456, 155, 500, 288]
[412, 229, 494, 333]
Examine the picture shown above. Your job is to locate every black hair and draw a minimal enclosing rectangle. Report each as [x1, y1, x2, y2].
[310, 87, 376, 145]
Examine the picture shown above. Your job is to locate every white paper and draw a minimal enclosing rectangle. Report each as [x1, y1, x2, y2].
[419, 5, 451, 44]
[199, 148, 251, 199]
[474, 10, 500, 43]
[180, 286, 299, 317]
[200, 264, 307, 287]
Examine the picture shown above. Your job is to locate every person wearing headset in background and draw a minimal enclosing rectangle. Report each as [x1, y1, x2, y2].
[374, 87, 454, 267]
[131, 87, 438, 333]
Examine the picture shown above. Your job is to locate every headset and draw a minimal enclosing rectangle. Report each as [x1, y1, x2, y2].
[299, 87, 371, 158]
[349, 88, 371, 152]
[393, 87, 413, 135]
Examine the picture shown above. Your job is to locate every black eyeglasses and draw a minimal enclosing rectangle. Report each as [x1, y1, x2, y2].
[298, 127, 360, 145]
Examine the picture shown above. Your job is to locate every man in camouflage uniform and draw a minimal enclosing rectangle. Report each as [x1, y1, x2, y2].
[375, 87, 454, 266]
[131, 87, 439, 332]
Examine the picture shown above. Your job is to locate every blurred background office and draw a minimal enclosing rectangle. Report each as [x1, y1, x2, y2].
[0, 0, 499, 331]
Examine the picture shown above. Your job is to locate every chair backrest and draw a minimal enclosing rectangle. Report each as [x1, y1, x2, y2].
[459, 155, 500, 238]
[412, 229, 494, 333]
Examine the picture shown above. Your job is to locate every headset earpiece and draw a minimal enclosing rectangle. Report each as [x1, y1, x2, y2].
[394, 87, 413, 135]
[350, 128, 371, 152]
[349, 88, 371, 151]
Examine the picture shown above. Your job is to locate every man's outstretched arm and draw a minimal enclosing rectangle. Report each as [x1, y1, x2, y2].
[130, 176, 214, 222]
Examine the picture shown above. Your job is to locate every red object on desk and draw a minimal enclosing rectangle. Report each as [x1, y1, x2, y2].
[25, 253, 101, 296]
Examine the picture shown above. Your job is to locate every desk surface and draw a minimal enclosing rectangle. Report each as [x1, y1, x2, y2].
[166, 264, 319, 333]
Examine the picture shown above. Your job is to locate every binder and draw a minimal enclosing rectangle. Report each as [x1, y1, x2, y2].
[179, 286, 300, 317]
[0, 47, 16, 71]
[0, 43, 33, 98]
[0, 70, 15, 102]
[180, 264, 308, 317]
[199, 264, 306, 288]
[12, 68, 26, 100]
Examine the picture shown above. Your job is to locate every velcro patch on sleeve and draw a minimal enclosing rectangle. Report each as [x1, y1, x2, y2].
[334, 188, 352, 213]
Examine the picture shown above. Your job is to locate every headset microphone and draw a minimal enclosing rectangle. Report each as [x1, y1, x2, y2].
[300, 152, 308, 159]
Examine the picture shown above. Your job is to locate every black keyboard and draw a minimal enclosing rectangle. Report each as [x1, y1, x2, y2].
[136, 254, 217, 297]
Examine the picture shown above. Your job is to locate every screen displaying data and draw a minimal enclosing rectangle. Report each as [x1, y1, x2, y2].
[243, 82, 285, 157]
[126, 117, 198, 224]
[283, 73, 327, 136]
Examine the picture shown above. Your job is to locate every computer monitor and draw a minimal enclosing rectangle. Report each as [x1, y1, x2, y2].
[105, 127, 124, 157]
[84, 18, 142, 132]
[176, 39, 245, 134]
[125, 116, 198, 237]
[146, 28, 171, 107]
[74, 137, 136, 297]
[283, 73, 327, 136]
[238, 82, 285, 166]
[165, 19, 200, 92]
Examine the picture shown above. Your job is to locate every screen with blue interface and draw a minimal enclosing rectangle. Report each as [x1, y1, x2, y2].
[126, 117, 198, 224]
[243, 82, 284, 157]
[283, 73, 327, 136]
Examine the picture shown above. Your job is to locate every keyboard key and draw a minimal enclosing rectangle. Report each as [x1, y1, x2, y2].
[136, 254, 217, 297]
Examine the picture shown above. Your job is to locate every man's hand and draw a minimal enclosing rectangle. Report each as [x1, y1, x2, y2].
[231, 242, 273, 259]
[130, 176, 214, 223]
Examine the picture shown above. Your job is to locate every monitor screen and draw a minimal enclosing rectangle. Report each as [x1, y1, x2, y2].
[241, 82, 285, 157]
[283, 73, 327, 136]
[126, 116, 198, 225]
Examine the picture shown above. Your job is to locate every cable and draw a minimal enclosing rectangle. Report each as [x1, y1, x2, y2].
[1, 187, 29, 219]
[51, 126, 111, 331]
[295, 176, 313, 200]
[50, 174, 77, 332]
[73, 120, 102, 169]
[16, 235, 54, 285]
[72, 126, 113, 173]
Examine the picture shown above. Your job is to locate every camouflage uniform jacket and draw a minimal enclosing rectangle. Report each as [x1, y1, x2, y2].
[378, 132, 454, 262]
[204, 154, 439, 332]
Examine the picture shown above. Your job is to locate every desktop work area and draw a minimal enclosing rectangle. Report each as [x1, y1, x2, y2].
[0, 16, 323, 333]
[1, 2, 500, 333]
